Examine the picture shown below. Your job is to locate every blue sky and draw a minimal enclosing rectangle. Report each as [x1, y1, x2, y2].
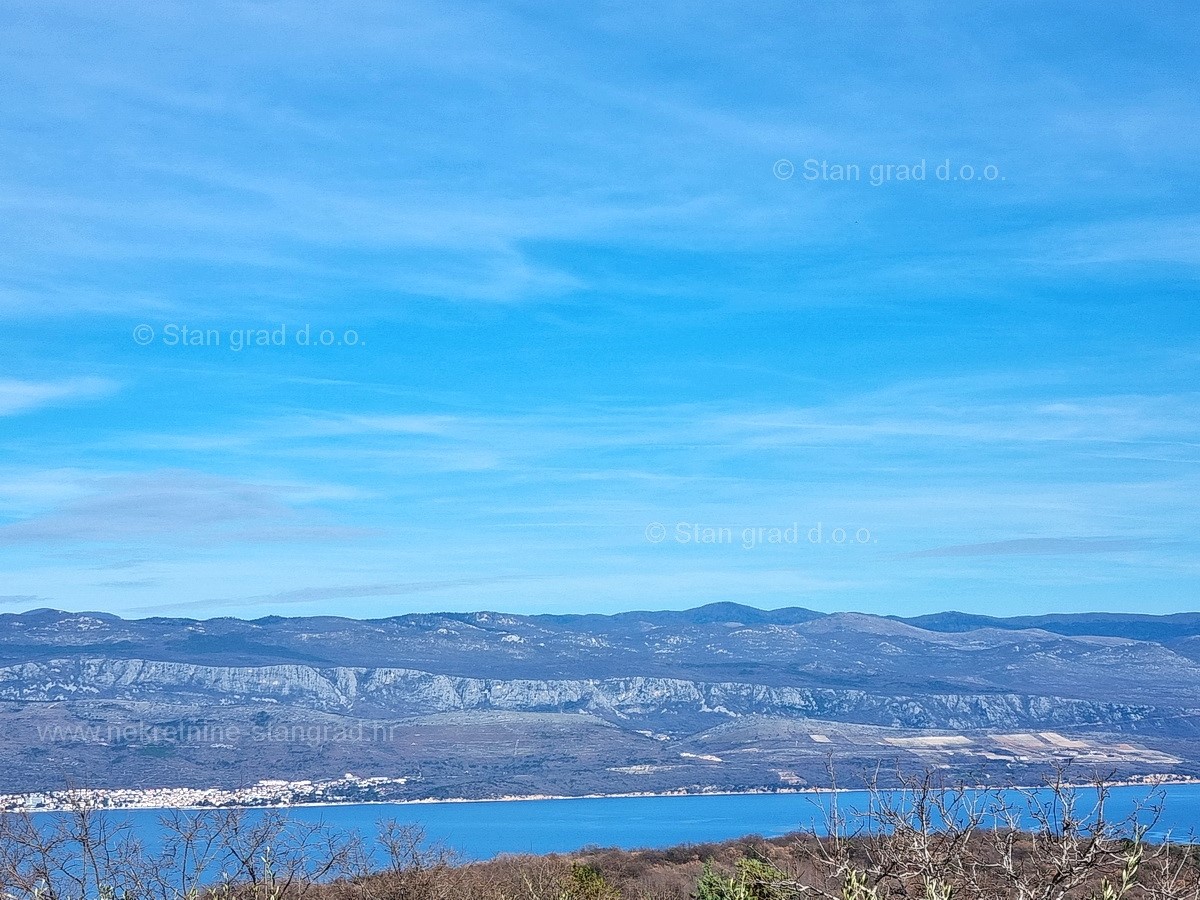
[1, 0, 1197, 619]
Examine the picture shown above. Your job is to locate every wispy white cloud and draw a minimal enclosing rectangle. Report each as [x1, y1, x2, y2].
[1039, 216, 1200, 268]
[904, 537, 1158, 559]
[0, 378, 117, 416]
[0, 594, 47, 606]
[0, 470, 366, 546]
[134, 576, 531, 614]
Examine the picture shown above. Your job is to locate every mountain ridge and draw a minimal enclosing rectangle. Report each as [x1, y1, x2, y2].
[6, 601, 1200, 636]
[1, 602, 1198, 798]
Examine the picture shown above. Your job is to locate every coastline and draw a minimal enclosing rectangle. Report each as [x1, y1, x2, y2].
[10, 776, 1199, 815]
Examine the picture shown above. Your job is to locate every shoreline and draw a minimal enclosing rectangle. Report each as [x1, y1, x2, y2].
[10, 776, 1200, 815]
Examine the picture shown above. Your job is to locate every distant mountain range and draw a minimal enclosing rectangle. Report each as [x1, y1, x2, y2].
[1, 603, 1198, 799]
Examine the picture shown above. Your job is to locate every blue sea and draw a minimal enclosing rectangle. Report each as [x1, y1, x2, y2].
[80, 784, 1200, 861]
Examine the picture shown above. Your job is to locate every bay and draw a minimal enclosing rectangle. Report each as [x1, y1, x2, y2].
[78, 783, 1200, 862]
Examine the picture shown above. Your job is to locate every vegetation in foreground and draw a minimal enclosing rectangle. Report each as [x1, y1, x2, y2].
[2, 772, 1199, 900]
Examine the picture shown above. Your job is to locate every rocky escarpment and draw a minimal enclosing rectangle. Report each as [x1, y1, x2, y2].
[0, 657, 1171, 733]
[2, 608, 1198, 796]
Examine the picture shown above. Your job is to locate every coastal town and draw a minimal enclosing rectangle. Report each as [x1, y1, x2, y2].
[0, 773, 410, 812]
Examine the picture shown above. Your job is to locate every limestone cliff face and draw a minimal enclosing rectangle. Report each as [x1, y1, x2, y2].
[0, 658, 1156, 731]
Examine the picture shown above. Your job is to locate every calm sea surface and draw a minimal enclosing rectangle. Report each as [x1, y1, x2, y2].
[85, 784, 1200, 861]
